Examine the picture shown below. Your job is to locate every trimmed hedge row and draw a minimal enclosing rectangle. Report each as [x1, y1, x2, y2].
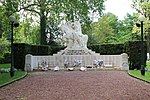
[14, 43, 52, 70]
[88, 44, 124, 55]
[13, 41, 147, 70]
[88, 41, 147, 70]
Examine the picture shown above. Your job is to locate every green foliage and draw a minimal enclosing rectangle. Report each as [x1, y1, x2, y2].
[14, 43, 51, 70]
[14, 43, 31, 70]
[0, 56, 5, 64]
[88, 44, 124, 55]
[100, 44, 124, 55]
[3, 52, 11, 63]
[0, 39, 10, 64]
[92, 13, 115, 44]
[92, 13, 137, 44]
[50, 45, 66, 55]
[31, 45, 51, 55]
[125, 41, 147, 70]
[14, 0, 105, 45]
[0, 64, 10, 69]
[88, 44, 101, 53]
[146, 61, 150, 68]
[132, 0, 150, 54]
[88, 41, 147, 70]
[14, 20, 40, 45]
[128, 70, 150, 83]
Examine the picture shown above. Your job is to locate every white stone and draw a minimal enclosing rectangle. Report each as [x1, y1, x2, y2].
[60, 21, 88, 49]
[25, 54, 33, 71]
[54, 66, 60, 71]
[67, 67, 74, 71]
[121, 53, 129, 70]
[80, 66, 86, 71]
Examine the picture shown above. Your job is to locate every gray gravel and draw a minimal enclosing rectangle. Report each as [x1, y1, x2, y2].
[0, 71, 150, 100]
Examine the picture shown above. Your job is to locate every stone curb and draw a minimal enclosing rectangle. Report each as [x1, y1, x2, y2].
[128, 71, 150, 84]
[0, 71, 28, 88]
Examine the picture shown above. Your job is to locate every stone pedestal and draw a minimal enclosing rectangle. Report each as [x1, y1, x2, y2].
[121, 53, 129, 70]
[25, 54, 33, 71]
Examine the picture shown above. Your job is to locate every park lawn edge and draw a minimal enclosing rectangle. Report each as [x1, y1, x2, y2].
[128, 70, 150, 84]
[0, 71, 28, 88]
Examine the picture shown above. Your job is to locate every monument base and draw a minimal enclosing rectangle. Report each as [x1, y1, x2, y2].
[25, 48, 129, 71]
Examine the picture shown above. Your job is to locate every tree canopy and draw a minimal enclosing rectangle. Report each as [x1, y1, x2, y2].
[92, 13, 137, 44]
[0, 0, 106, 45]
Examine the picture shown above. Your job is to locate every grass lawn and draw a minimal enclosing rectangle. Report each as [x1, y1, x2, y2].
[0, 63, 11, 68]
[0, 71, 26, 86]
[0, 64, 27, 87]
[146, 61, 150, 68]
[128, 70, 150, 83]
[128, 61, 150, 83]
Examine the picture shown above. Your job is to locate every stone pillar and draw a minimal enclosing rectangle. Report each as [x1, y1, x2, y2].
[25, 54, 33, 71]
[121, 53, 129, 70]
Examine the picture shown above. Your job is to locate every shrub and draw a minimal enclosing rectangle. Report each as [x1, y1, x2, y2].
[100, 44, 124, 55]
[125, 41, 147, 70]
[14, 43, 51, 70]
[4, 52, 11, 63]
[88, 44, 124, 55]
[88, 44, 100, 53]
[0, 56, 4, 64]
[14, 43, 30, 70]
[50, 45, 66, 55]
[31, 45, 51, 55]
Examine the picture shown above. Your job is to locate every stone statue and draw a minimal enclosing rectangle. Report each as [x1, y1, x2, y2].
[60, 21, 88, 49]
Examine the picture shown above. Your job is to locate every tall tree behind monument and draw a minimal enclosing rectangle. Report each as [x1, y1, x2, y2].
[6, 0, 105, 45]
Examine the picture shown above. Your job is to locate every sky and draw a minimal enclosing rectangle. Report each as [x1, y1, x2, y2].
[104, 0, 135, 20]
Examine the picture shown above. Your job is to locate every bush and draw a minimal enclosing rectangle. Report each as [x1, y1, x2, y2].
[31, 45, 51, 55]
[14, 43, 51, 70]
[88, 44, 124, 55]
[13, 41, 147, 71]
[14, 43, 31, 70]
[125, 41, 147, 70]
[0, 56, 4, 64]
[50, 45, 66, 55]
[100, 44, 124, 55]
[4, 52, 11, 63]
[88, 44, 101, 53]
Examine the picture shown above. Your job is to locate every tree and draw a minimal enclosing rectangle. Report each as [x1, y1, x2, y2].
[15, 0, 105, 45]
[132, 0, 150, 53]
[0, 0, 18, 62]
[92, 13, 116, 44]
[115, 13, 137, 43]
[92, 12, 137, 44]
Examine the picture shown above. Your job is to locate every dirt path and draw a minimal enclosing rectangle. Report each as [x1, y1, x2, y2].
[0, 71, 150, 100]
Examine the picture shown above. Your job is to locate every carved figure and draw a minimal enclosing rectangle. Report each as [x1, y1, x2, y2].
[60, 21, 88, 49]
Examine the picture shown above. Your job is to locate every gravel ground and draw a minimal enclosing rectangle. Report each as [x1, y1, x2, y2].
[0, 71, 150, 100]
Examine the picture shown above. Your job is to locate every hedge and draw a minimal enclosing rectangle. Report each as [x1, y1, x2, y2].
[12, 41, 147, 70]
[88, 44, 124, 55]
[88, 42, 147, 70]
[31, 45, 51, 55]
[14, 43, 51, 70]
[14, 43, 31, 70]
[125, 41, 147, 70]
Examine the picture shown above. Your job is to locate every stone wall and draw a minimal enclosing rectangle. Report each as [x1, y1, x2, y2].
[25, 53, 129, 71]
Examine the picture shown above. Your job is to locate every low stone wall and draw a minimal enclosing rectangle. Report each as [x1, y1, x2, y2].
[25, 53, 129, 71]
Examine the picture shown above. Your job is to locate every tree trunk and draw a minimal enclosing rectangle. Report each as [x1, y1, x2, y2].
[40, 7, 46, 45]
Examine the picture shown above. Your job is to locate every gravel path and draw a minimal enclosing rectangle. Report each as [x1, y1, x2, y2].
[0, 71, 150, 100]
